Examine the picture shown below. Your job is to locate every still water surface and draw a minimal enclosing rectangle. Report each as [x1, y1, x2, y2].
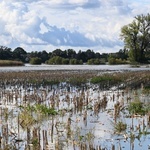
[0, 64, 149, 72]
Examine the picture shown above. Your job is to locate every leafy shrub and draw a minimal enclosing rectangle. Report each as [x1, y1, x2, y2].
[108, 57, 128, 65]
[69, 59, 83, 64]
[87, 58, 105, 65]
[46, 56, 81, 65]
[29, 57, 42, 65]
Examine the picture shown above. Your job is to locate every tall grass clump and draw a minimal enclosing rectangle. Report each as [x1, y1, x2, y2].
[142, 86, 150, 94]
[0, 60, 24, 66]
[128, 100, 149, 115]
[20, 104, 58, 116]
[19, 104, 57, 128]
[91, 75, 113, 84]
[114, 121, 127, 133]
[108, 57, 128, 65]
[90, 74, 122, 84]
[68, 76, 87, 86]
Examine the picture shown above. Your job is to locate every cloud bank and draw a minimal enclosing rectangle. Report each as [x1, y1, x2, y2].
[0, 0, 150, 53]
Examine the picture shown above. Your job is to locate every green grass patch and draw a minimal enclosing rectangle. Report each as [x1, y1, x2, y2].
[90, 74, 122, 84]
[20, 104, 58, 116]
[128, 100, 149, 115]
[68, 76, 87, 86]
[142, 86, 150, 94]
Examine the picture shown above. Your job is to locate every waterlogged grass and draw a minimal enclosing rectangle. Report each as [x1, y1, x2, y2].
[20, 104, 58, 116]
[19, 111, 37, 128]
[0, 60, 24, 66]
[0, 70, 149, 149]
[19, 104, 57, 129]
[114, 121, 127, 133]
[68, 76, 87, 85]
[90, 73, 123, 89]
[28, 78, 60, 85]
[91, 75, 113, 83]
[142, 86, 150, 94]
[128, 100, 149, 115]
[0, 70, 149, 89]
[0, 70, 97, 87]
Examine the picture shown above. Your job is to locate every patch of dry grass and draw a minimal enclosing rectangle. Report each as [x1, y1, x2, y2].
[0, 60, 24, 66]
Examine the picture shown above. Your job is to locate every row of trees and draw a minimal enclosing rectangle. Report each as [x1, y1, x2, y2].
[0, 46, 129, 65]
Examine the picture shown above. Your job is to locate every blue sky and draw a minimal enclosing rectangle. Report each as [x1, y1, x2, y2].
[0, 0, 149, 53]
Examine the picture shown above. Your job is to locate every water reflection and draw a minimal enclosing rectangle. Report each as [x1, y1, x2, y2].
[0, 82, 149, 150]
[0, 64, 149, 72]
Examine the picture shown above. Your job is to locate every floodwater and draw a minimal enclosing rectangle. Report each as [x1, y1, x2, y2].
[0, 64, 149, 72]
[0, 65, 149, 150]
[0, 82, 149, 150]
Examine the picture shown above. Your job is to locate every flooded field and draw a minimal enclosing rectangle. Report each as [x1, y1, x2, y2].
[0, 70, 149, 150]
[0, 64, 149, 72]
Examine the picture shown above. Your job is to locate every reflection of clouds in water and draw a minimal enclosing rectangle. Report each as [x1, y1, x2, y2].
[0, 64, 149, 72]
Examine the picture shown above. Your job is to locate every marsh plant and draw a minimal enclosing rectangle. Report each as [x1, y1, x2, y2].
[142, 86, 150, 95]
[19, 104, 57, 129]
[114, 121, 127, 133]
[20, 104, 57, 116]
[128, 100, 149, 115]
[19, 110, 36, 129]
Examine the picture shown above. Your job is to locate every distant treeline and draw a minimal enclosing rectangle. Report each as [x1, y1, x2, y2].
[0, 46, 130, 65]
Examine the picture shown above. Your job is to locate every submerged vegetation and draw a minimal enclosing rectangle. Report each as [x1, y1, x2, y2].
[0, 70, 149, 88]
[0, 70, 149, 149]
[128, 101, 146, 115]
[114, 121, 127, 133]
[90, 73, 123, 88]
[19, 104, 57, 129]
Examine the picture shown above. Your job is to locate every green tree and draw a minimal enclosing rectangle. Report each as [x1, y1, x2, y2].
[87, 58, 101, 65]
[47, 56, 63, 64]
[0, 46, 12, 60]
[66, 49, 76, 59]
[69, 58, 83, 64]
[116, 49, 128, 60]
[29, 57, 42, 65]
[51, 49, 64, 57]
[87, 59, 94, 65]
[76, 50, 86, 63]
[108, 56, 116, 65]
[13, 47, 27, 62]
[30, 51, 39, 58]
[120, 13, 150, 63]
[62, 58, 69, 64]
[37, 50, 49, 63]
[85, 49, 95, 61]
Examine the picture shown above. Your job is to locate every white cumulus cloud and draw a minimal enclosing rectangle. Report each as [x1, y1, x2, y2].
[0, 0, 149, 52]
